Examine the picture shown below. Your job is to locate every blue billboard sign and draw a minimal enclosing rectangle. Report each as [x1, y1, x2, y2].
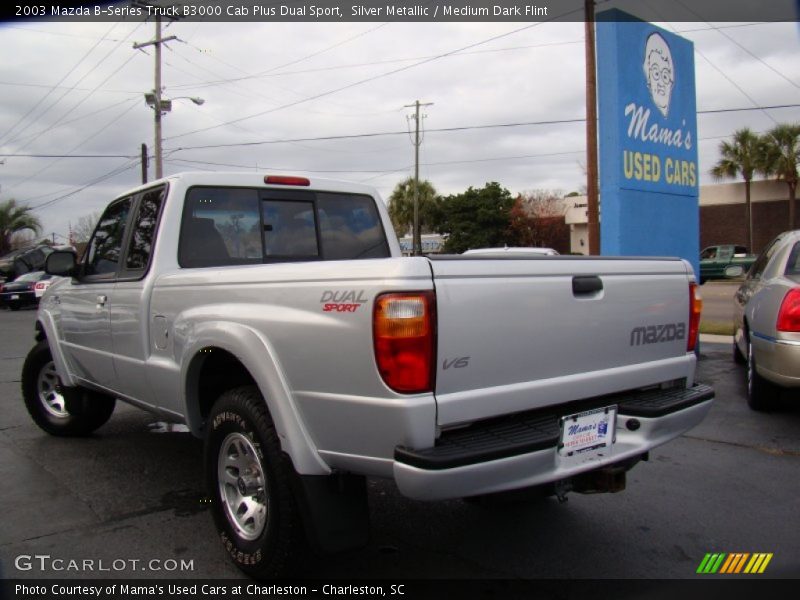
[597, 10, 699, 277]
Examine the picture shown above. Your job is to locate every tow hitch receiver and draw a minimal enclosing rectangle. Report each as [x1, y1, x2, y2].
[572, 465, 627, 494]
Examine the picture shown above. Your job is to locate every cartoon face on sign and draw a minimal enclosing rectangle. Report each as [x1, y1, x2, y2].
[643, 33, 674, 117]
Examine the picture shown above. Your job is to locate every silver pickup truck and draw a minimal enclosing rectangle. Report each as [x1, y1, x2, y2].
[23, 172, 713, 577]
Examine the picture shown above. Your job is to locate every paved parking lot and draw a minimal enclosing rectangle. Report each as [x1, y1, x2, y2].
[0, 307, 798, 581]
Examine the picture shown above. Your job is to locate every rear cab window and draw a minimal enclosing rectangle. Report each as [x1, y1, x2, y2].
[179, 186, 389, 268]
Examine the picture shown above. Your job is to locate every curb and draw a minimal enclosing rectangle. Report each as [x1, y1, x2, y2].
[699, 333, 733, 344]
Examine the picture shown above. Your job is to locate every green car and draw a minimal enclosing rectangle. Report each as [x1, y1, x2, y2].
[700, 245, 756, 284]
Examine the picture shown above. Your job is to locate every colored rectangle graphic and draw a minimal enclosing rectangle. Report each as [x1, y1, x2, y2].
[697, 553, 773, 574]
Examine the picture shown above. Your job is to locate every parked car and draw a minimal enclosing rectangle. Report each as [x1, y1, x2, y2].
[0, 245, 55, 281]
[0, 271, 54, 310]
[464, 246, 560, 256]
[34, 275, 61, 299]
[699, 244, 756, 284]
[732, 230, 800, 410]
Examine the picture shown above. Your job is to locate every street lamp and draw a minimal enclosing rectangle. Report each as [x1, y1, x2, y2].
[144, 92, 205, 179]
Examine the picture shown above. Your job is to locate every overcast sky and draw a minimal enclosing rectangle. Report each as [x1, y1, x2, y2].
[0, 8, 798, 242]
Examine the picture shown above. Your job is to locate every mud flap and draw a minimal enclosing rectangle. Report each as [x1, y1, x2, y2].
[291, 472, 370, 554]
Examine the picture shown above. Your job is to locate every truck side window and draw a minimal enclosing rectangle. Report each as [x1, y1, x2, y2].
[179, 188, 263, 267]
[749, 237, 782, 281]
[84, 198, 132, 277]
[126, 187, 166, 271]
[700, 247, 716, 260]
[785, 242, 800, 276]
[317, 193, 390, 260]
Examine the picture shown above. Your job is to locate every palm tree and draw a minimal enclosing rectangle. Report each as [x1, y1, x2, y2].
[760, 123, 800, 230]
[387, 178, 438, 246]
[0, 199, 42, 256]
[710, 128, 762, 250]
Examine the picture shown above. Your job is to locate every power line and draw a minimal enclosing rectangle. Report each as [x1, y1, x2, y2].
[167, 22, 406, 119]
[165, 149, 586, 173]
[166, 158, 401, 172]
[643, 0, 778, 125]
[5, 97, 140, 149]
[166, 19, 765, 92]
[3, 103, 797, 161]
[698, 104, 800, 115]
[4, 24, 143, 152]
[19, 126, 766, 213]
[165, 117, 586, 151]
[170, 38, 586, 90]
[163, 44, 297, 108]
[6, 25, 127, 42]
[673, 0, 800, 92]
[166, 5, 585, 142]
[0, 153, 136, 159]
[163, 104, 800, 153]
[171, 21, 392, 91]
[29, 159, 141, 211]
[0, 80, 139, 94]
[168, 41, 403, 118]
[0, 22, 121, 146]
[8, 100, 141, 192]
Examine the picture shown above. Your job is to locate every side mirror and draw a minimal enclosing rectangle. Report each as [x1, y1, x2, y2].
[45, 251, 78, 278]
[724, 265, 745, 279]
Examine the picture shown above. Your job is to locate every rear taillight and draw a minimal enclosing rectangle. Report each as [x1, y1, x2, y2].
[776, 288, 800, 332]
[688, 283, 702, 352]
[373, 292, 435, 393]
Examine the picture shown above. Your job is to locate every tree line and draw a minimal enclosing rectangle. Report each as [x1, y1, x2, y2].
[711, 123, 799, 250]
[387, 179, 572, 254]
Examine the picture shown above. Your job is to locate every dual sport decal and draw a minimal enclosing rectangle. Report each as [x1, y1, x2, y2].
[321, 290, 368, 313]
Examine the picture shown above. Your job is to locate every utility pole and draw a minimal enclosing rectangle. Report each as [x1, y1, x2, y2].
[134, 15, 177, 180]
[154, 16, 163, 179]
[141, 143, 148, 184]
[585, 0, 600, 255]
[405, 100, 433, 256]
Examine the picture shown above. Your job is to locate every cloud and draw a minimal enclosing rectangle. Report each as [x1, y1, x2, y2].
[0, 18, 798, 239]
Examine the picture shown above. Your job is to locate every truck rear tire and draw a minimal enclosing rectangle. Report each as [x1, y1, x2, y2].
[205, 385, 304, 578]
[22, 341, 116, 436]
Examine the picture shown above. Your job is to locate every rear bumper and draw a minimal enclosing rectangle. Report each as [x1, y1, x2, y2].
[752, 335, 800, 388]
[0, 291, 36, 307]
[394, 384, 713, 501]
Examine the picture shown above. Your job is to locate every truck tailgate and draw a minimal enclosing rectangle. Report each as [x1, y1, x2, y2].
[430, 256, 695, 427]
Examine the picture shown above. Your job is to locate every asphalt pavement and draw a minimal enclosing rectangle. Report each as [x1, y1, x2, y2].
[0, 307, 798, 581]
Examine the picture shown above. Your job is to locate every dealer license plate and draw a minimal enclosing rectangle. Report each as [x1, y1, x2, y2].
[558, 406, 617, 458]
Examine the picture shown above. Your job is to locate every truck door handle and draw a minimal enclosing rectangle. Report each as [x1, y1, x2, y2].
[573, 276, 603, 296]
[96, 295, 107, 307]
